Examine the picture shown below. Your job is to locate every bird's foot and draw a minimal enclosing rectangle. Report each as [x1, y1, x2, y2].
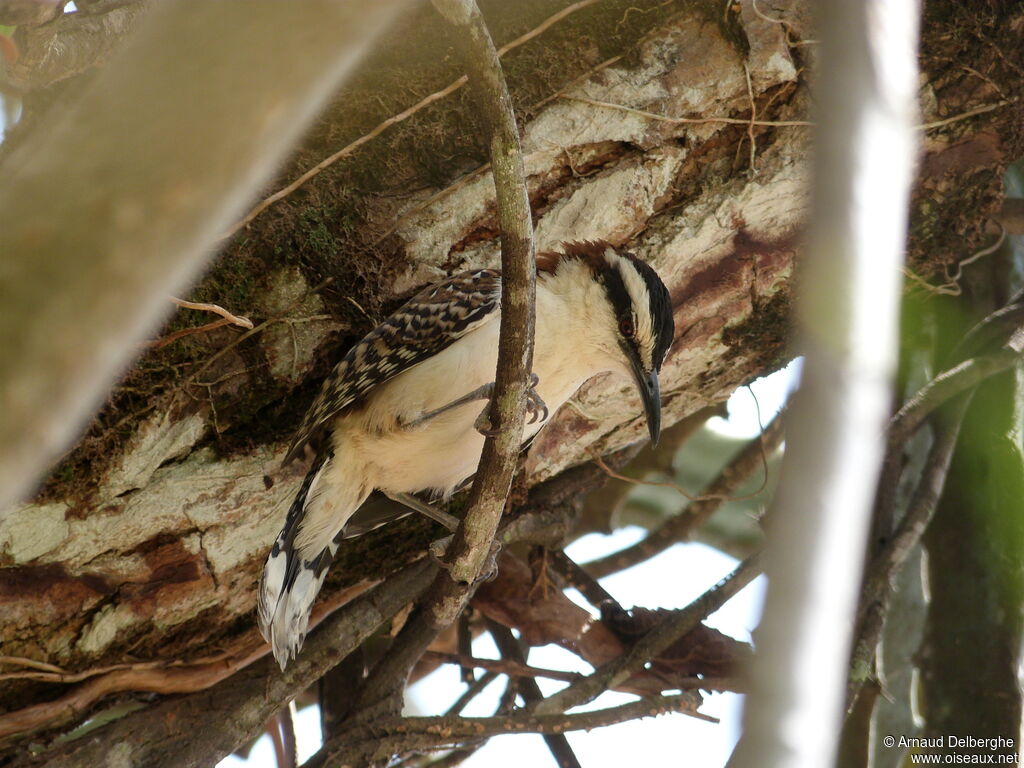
[474, 373, 548, 436]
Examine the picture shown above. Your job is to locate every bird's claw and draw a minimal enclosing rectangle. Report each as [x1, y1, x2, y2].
[524, 381, 549, 425]
[473, 373, 548, 436]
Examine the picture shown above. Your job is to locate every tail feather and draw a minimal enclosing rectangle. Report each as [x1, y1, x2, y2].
[258, 449, 366, 669]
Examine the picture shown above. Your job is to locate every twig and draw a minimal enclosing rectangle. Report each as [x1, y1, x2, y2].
[0, 656, 66, 675]
[279, 705, 298, 768]
[888, 349, 1022, 452]
[169, 297, 254, 328]
[918, 98, 1015, 130]
[563, 94, 813, 127]
[902, 224, 1006, 296]
[423, 651, 581, 685]
[873, 302, 1024, 538]
[144, 317, 235, 350]
[223, 0, 600, 241]
[548, 549, 618, 609]
[564, 93, 1015, 133]
[586, 409, 785, 579]
[266, 707, 297, 768]
[535, 553, 763, 715]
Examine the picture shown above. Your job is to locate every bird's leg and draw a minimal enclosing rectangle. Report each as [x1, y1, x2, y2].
[404, 382, 496, 428]
[382, 491, 501, 582]
[382, 490, 461, 532]
[404, 374, 548, 435]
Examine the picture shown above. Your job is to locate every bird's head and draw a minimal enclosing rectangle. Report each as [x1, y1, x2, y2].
[539, 241, 675, 444]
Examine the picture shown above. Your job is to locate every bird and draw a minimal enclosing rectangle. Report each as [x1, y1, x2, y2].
[258, 240, 675, 668]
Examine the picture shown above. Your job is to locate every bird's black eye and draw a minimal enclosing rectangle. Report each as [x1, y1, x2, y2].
[619, 316, 635, 338]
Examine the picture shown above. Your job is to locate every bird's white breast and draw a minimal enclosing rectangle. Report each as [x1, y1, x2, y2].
[331, 270, 626, 497]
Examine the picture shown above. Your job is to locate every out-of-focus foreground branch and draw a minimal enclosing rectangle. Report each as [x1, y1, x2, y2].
[729, 1, 921, 767]
[0, 0, 414, 512]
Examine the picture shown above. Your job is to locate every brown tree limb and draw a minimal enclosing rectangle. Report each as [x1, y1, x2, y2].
[26, 560, 435, 768]
[0, 580, 375, 739]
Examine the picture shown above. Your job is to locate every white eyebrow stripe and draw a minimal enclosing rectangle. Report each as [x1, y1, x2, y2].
[603, 247, 655, 370]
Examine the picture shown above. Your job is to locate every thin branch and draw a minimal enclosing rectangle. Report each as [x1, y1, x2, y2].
[549, 549, 618, 609]
[586, 410, 785, 579]
[422, 651, 581, 685]
[333, 0, 537, 733]
[565, 93, 1014, 133]
[563, 93, 813, 127]
[902, 224, 1006, 296]
[315, 693, 711, 767]
[443, 671, 500, 715]
[874, 304, 1024, 539]
[888, 349, 1022, 448]
[143, 317, 235, 350]
[534, 553, 763, 715]
[279, 705, 298, 768]
[917, 98, 1016, 130]
[846, 393, 971, 713]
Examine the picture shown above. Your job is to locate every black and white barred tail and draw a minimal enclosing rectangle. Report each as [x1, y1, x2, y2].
[258, 450, 356, 669]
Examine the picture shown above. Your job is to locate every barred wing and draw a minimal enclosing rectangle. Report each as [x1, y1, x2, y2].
[283, 269, 501, 464]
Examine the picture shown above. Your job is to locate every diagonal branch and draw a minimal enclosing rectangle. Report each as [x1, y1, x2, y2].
[586, 409, 785, 578]
[328, 0, 537, 740]
[534, 552, 763, 715]
[846, 392, 971, 713]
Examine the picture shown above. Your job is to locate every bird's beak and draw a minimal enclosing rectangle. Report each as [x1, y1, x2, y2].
[629, 355, 662, 445]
